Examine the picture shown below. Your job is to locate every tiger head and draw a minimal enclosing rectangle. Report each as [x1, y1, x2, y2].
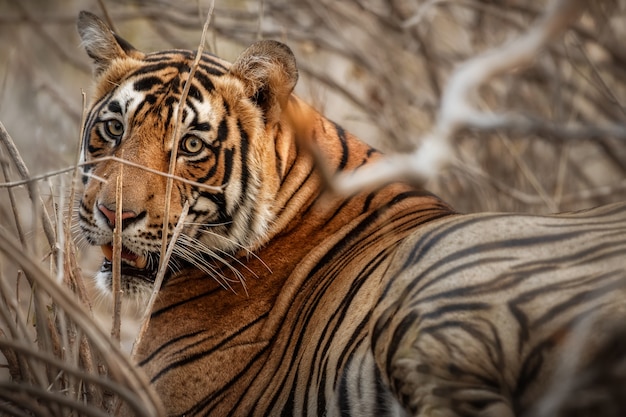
[77, 11, 299, 299]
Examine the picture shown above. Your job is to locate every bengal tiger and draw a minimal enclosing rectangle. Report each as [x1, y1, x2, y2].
[76, 11, 626, 417]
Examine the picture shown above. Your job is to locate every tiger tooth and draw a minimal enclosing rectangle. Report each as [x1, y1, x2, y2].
[135, 255, 148, 269]
[101, 244, 113, 261]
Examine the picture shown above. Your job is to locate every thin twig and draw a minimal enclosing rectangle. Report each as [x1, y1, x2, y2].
[0, 382, 111, 417]
[0, 121, 57, 254]
[111, 173, 123, 346]
[96, 0, 116, 32]
[0, 155, 224, 192]
[64, 89, 94, 311]
[158, 3, 214, 273]
[0, 231, 165, 417]
[327, 0, 589, 195]
[0, 338, 146, 414]
[131, 201, 189, 359]
[0, 149, 26, 247]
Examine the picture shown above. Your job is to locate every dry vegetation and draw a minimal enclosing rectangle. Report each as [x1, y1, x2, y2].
[0, 0, 624, 415]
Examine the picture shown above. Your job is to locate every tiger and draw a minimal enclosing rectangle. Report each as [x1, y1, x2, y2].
[76, 10, 626, 417]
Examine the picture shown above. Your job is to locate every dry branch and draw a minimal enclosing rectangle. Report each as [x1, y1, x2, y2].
[0, 121, 56, 252]
[0, 219, 164, 416]
[133, 2, 214, 362]
[130, 201, 189, 360]
[327, 0, 591, 195]
[0, 119, 164, 415]
[111, 174, 123, 346]
[0, 155, 225, 193]
[159, 5, 214, 273]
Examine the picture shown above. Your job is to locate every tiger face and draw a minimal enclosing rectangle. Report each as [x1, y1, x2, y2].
[77, 12, 298, 298]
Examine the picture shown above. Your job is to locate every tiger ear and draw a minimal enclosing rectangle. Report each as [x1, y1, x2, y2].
[230, 40, 298, 123]
[77, 11, 140, 75]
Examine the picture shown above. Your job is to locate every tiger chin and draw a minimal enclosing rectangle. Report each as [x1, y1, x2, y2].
[76, 10, 626, 417]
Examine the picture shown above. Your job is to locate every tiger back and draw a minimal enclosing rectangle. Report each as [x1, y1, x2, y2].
[76, 11, 626, 417]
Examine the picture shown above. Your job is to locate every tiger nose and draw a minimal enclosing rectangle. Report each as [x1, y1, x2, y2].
[98, 204, 138, 229]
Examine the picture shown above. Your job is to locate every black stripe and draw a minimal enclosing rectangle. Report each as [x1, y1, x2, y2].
[374, 362, 395, 415]
[334, 313, 371, 390]
[184, 336, 270, 414]
[279, 387, 297, 417]
[148, 313, 268, 384]
[194, 70, 215, 93]
[216, 117, 229, 143]
[222, 147, 235, 186]
[338, 364, 352, 417]
[129, 60, 188, 77]
[193, 122, 211, 132]
[188, 83, 203, 102]
[133, 95, 152, 118]
[278, 166, 316, 217]
[400, 255, 520, 309]
[144, 50, 194, 61]
[133, 76, 162, 91]
[385, 310, 419, 385]
[199, 62, 228, 76]
[310, 253, 390, 397]
[107, 100, 122, 114]
[333, 122, 349, 171]
[82, 96, 111, 159]
[279, 234, 398, 411]
[402, 223, 586, 299]
[137, 330, 203, 367]
[238, 120, 250, 203]
[164, 102, 174, 128]
[150, 286, 222, 319]
[534, 271, 626, 327]
[87, 141, 103, 155]
[421, 302, 491, 321]
[420, 320, 502, 388]
[366, 147, 380, 157]
[362, 192, 376, 213]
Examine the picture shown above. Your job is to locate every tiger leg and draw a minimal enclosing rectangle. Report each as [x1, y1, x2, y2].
[372, 304, 516, 417]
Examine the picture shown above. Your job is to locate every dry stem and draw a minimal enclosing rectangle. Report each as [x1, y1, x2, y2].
[326, 0, 592, 195]
[0, 230, 164, 417]
[111, 174, 123, 346]
[0, 155, 224, 192]
[158, 3, 215, 272]
[130, 201, 189, 359]
[0, 121, 56, 253]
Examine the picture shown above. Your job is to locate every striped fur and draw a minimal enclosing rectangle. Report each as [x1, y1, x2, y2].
[77, 12, 626, 417]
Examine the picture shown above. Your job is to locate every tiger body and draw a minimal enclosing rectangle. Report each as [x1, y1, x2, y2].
[76, 12, 626, 417]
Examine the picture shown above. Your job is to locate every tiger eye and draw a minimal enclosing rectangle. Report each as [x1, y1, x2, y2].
[105, 119, 124, 138]
[181, 135, 204, 155]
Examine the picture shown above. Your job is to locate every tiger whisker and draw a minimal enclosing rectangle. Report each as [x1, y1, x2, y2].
[183, 233, 261, 279]
[174, 235, 249, 290]
[171, 241, 244, 293]
[191, 226, 272, 274]
[185, 220, 234, 228]
[84, 156, 225, 192]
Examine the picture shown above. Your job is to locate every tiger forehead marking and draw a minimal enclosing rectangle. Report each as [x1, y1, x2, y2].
[87, 57, 222, 147]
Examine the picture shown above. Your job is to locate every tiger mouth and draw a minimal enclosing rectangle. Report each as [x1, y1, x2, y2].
[100, 244, 156, 283]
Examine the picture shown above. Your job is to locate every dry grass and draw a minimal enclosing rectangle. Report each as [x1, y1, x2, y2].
[0, 122, 163, 415]
[0, 0, 624, 415]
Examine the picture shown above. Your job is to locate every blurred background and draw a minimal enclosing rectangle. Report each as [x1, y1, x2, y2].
[0, 0, 624, 413]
